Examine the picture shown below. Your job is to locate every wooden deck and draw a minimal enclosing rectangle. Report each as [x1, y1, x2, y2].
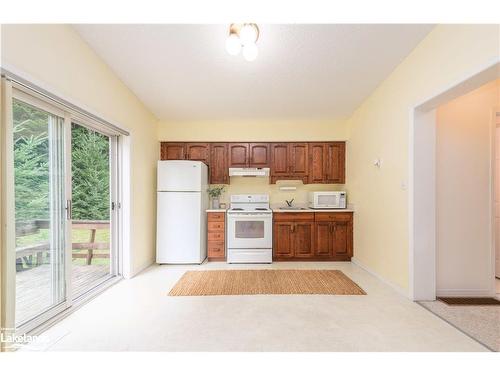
[16, 263, 110, 325]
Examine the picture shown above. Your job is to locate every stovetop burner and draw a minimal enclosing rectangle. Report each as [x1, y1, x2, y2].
[231, 208, 244, 211]
[255, 208, 268, 211]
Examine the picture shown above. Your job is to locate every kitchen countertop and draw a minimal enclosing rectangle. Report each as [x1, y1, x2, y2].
[206, 208, 227, 212]
[272, 206, 354, 213]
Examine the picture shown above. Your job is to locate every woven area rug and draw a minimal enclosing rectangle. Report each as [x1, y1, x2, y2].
[168, 269, 366, 296]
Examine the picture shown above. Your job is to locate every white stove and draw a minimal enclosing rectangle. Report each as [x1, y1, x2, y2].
[226, 194, 273, 263]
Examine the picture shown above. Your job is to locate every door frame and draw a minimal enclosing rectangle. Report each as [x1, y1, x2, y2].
[409, 61, 499, 301]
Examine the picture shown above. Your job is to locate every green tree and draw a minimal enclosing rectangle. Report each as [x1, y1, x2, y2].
[13, 99, 50, 221]
[71, 124, 110, 220]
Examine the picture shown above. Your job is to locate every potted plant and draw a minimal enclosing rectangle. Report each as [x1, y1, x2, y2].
[207, 185, 225, 209]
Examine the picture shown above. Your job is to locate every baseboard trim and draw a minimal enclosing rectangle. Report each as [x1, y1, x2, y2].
[351, 257, 409, 298]
[436, 288, 495, 297]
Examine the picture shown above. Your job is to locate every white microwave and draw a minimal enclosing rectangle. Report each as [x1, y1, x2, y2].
[308, 191, 347, 209]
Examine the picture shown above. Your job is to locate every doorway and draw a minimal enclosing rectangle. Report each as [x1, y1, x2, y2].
[411, 63, 500, 301]
[10, 85, 121, 333]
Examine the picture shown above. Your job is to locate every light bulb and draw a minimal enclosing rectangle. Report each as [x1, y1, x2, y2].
[225, 34, 241, 56]
[239, 24, 258, 45]
[242, 42, 258, 62]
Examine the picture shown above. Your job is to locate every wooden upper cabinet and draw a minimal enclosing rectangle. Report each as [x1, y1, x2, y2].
[210, 143, 228, 184]
[270, 143, 290, 176]
[308, 143, 326, 183]
[325, 142, 345, 183]
[185, 143, 210, 163]
[249, 143, 270, 167]
[289, 143, 309, 176]
[228, 143, 249, 167]
[160, 142, 185, 160]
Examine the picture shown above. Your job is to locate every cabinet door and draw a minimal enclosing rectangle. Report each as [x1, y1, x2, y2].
[210, 143, 228, 184]
[270, 143, 290, 176]
[186, 143, 210, 163]
[309, 143, 326, 183]
[249, 143, 270, 167]
[273, 222, 294, 258]
[228, 143, 249, 167]
[325, 142, 345, 183]
[160, 142, 185, 160]
[332, 219, 352, 258]
[289, 143, 309, 176]
[292, 222, 314, 258]
[314, 222, 332, 257]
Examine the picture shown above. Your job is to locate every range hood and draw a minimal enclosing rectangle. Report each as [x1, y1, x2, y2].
[228, 167, 270, 177]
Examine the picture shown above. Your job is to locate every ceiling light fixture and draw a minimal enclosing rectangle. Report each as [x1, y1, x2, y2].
[225, 23, 259, 62]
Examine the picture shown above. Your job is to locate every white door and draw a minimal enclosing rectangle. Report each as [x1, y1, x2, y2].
[496, 123, 500, 277]
[157, 192, 204, 264]
[157, 160, 206, 192]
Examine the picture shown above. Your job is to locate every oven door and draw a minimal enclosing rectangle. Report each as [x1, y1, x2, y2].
[227, 214, 272, 249]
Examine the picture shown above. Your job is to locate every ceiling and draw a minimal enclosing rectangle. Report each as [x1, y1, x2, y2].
[74, 24, 434, 122]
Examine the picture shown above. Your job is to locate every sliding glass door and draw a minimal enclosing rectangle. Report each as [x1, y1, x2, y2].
[11, 87, 120, 331]
[13, 98, 66, 326]
[70, 122, 116, 298]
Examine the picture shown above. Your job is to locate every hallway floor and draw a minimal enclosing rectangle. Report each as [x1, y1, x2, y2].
[26, 262, 489, 351]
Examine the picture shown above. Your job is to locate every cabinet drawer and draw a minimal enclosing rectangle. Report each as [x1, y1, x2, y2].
[315, 212, 352, 222]
[208, 221, 225, 232]
[208, 241, 225, 257]
[208, 231, 225, 241]
[207, 212, 225, 222]
[273, 212, 314, 222]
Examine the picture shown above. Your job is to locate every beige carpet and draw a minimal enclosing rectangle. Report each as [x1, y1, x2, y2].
[420, 300, 500, 352]
[168, 269, 366, 296]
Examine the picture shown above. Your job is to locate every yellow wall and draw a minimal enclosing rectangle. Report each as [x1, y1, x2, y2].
[346, 25, 500, 292]
[1, 25, 159, 276]
[216, 177, 345, 207]
[158, 118, 349, 141]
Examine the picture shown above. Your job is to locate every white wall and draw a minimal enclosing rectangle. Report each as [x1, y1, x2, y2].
[0, 25, 159, 276]
[435, 80, 499, 296]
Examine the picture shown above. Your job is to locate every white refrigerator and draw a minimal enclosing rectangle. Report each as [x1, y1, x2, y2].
[156, 160, 208, 264]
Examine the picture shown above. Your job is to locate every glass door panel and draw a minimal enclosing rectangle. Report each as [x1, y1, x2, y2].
[13, 98, 66, 326]
[70, 122, 114, 298]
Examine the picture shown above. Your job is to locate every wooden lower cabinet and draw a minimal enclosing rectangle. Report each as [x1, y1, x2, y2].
[207, 212, 226, 261]
[273, 212, 353, 261]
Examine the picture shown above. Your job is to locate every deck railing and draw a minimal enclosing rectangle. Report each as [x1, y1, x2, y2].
[15, 219, 110, 270]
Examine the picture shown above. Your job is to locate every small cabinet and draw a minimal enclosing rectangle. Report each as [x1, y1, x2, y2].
[228, 143, 270, 167]
[273, 222, 294, 258]
[273, 213, 314, 260]
[207, 212, 226, 261]
[210, 143, 228, 184]
[228, 143, 250, 167]
[270, 143, 290, 176]
[270, 143, 309, 183]
[160, 142, 185, 160]
[325, 142, 345, 183]
[289, 143, 309, 176]
[314, 212, 353, 260]
[249, 143, 270, 167]
[308, 142, 345, 184]
[186, 143, 210, 163]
